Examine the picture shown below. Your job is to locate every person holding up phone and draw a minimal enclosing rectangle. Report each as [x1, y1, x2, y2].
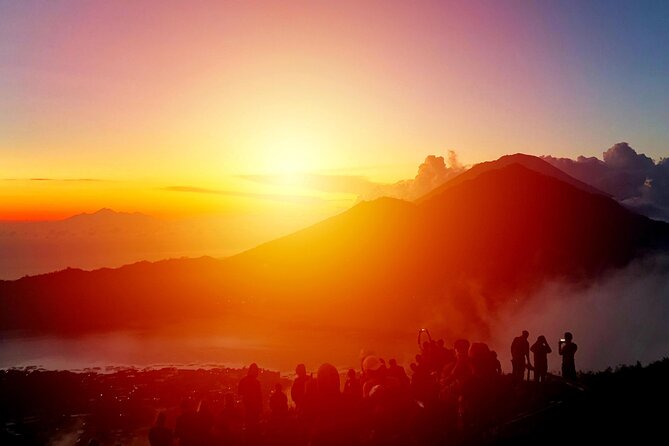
[558, 332, 578, 381]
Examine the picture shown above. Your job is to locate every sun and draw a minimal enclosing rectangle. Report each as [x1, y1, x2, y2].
[268, 139, 312, 175]
[260, 123, 324, 176]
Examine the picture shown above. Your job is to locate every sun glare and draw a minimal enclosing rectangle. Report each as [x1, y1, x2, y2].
[260, 123, 324, 176]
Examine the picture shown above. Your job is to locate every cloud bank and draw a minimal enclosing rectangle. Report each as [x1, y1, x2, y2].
[543, 143, 669, 221]
[489, 254, 669, 372]
[363, 151, 466, 201]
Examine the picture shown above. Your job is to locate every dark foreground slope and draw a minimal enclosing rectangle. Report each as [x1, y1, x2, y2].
[1, 157, 668, 337]
[1, 359, 667, 446]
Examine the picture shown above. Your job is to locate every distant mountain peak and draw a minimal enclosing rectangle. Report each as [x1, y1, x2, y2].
[65, 208, 151, 221]
[417, 152, 606, 203]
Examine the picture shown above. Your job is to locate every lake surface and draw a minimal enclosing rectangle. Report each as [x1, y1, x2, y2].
[0, 325, 419, 373]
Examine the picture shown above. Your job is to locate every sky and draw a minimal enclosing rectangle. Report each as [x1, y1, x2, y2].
[1, 0, 669, 221]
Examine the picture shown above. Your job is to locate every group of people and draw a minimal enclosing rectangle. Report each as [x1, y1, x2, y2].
[511, 330, 578, 384]
[149, 330, 579, 446]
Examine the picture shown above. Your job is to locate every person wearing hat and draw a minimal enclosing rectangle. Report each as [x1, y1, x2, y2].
[361, 355, 385, 398]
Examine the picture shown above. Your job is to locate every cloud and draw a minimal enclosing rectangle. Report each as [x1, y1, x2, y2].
[489, 254, 669, 372]
[234, 152, 466, 203]
[162, 186, 329, 204]
[542, 143, 669, 221]
[362, 151, 466, 201]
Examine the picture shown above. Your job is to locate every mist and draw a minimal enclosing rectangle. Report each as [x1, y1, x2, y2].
[489, 254, 669, 373]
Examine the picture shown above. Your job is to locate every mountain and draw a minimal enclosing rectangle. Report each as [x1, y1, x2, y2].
[63, 208, 155, 226]
[0, 209, 166, 280]
[0, 208, 298, 280]
[417, 153, 606, 203]
[1, 157, 668, 338]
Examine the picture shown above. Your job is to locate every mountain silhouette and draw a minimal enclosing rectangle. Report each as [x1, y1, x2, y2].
[1, 156, 668, 337]
[417, 153, 606, 203]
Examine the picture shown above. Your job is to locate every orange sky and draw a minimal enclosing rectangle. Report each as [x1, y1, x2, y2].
[2, 1, 668, 221]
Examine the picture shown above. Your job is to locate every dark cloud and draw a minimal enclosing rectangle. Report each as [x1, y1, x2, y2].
[363, 151, 466, 201]
[542, 143, 669, 221]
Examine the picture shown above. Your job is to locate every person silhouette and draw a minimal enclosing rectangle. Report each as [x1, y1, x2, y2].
[511, 330, 531, 384]
[343, 368, 362, 400]
[148, 411, 173, 446]
[530, 335, 552, 383]
[559, 332, 578, 381]
[269, 383, 288, 417]
[291, 363, 309, 412]
[238, 363, 263, 427]
[388, 358, 410, 388]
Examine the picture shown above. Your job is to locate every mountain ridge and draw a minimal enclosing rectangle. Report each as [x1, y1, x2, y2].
[2, 156, 668, 338]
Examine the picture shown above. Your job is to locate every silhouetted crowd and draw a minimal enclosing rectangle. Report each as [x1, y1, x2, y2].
[148, 330, 578, 446]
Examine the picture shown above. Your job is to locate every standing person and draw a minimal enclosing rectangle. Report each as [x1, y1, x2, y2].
[148, 412, 173, 446]
[269, 383, 289, 417]
[559, 332, 578, 381]
[530, 336, 552, 383]
[440, 339, 473, 434]
[291, 363, 309, 411]
[511, 330, 531, 384]
[238, 363, 263, 427]
[343, 368, 361, 400]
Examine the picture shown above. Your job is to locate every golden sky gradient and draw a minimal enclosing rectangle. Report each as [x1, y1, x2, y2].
[2, 1, 668, 221]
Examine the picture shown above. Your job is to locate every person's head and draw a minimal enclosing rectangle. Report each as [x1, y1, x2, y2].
[347, 368, 356, 379]
[415, 354, 422, 363]
[316, 363, 340, 397]
[491, 350, 498, 359]
[564, 332, 573, 342]
[388, 358, 397, 367]
[454, 339, 470, 356]
[538, 335, 546, 343]
[155, 411, 167, 426]
[295, 363, 306, 377]
[362, 355, 382, 375]
[274, 383, 283, 393]
[469, 342, 490, 361]
[248, 363, 259, 378]
[522, 330, 529, 339]
[437, 339, 445, 347]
